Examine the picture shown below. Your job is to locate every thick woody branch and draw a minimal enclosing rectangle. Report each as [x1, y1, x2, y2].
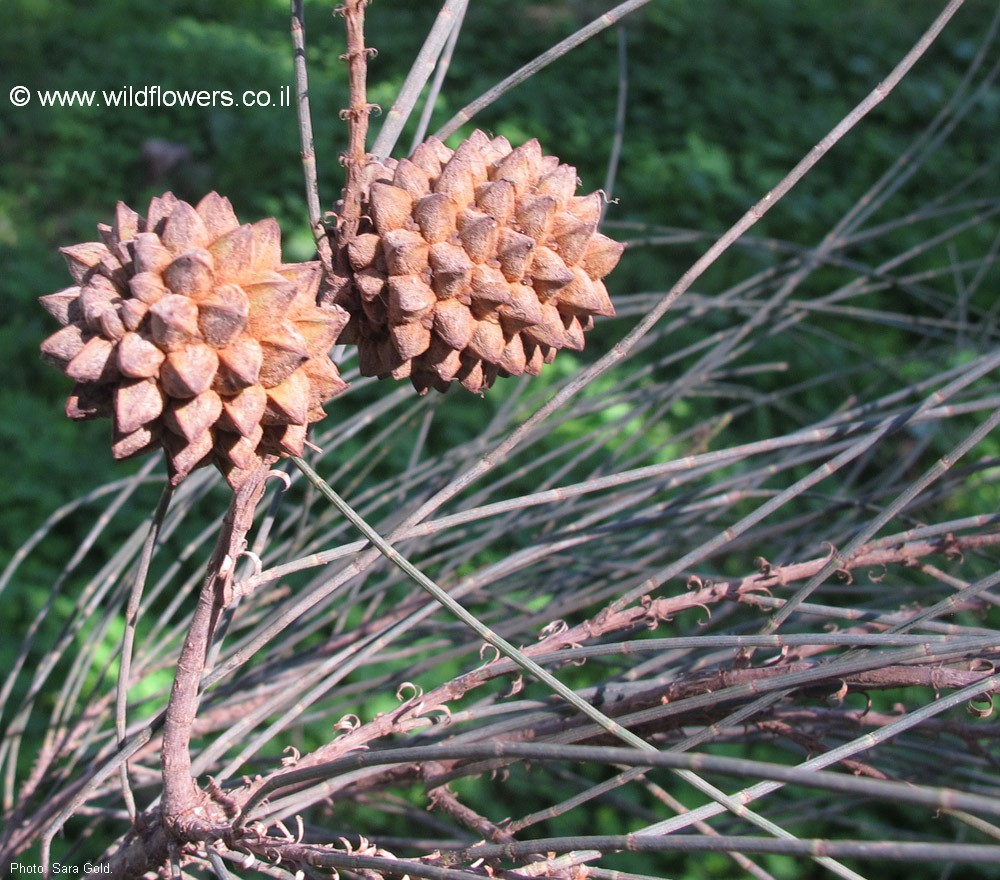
[160, 462, 272, 833]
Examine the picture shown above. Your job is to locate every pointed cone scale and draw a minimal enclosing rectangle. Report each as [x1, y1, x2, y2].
[433, 299, 477, 350]
[489, 139, 542, 195]
[567, 192, 602, 226]
[524, 343, 545, 376]
[149, 293, 202, 351]
[294, 309, 346, 359]
[112, 424, 159, 461]
[217, 426, 265, 475]
[115, 378, 165, 435]
[66, 335, 119, 384]
[428, 242, 474, 300]
[78, 276, 120, 332]
[40, 287, 82, 325]
[159, 199, 210, 254]
[347, 233, 382, 272]
[496, 229, 535, 282]
[112, 202, 140, 246]
[515, 195, 557, 240]
[465, 319, 505, 362]
[523, 302, 566, 349]
[263, 369, 310, 425]
[457, 358, 488, 394]
[470, 265, 512, 306]
[382, 228, 430, 276]
[243, 273, 299, 335]
[369, 182, 413, 234]
[422, 335, 463, 381]
[528, 246, 574, 296]
[195, 192, 241, 240]
[474, 179, 515, 225]
[434, 156, 476, 207]
[197, 283, 250, 347]
[258, 322, 309, 388]
[214, 336, 263, 394]
[535, 164, 579, 208]
[457, 210, 498, 264]
[131, 233, 174, 275]
[160, 343, 219, 398]
[550, 214, 596, 266]
[163, 248, 215, 297]
[451, 131, 491, 177]
[302, 358, 348, 411]
[392, 158, 432, 200]
[282, 261, 323, 314]
[562, 314, 586, 351]
[355, 266, 387, 303]
[128, 271, 168, 306]
[250, 218, 282, 271]
[97, 222, 121, 260]
[390, 358, 413, 380]
[219, 384, 268, 438]
[388, 275, 437, 323]
[485, 134, 513, 163]
[60, 242, 110, 283]
[268, 422, 308, 457]
[99, 307, 126, 341]
[145, 193, 180, 235]
[165, 389, 223, 443]
[41, 323, 88, 368]
[581, 233, 625, 280]
[498, 333, 527, 375]
[389, 320, 432, 361]
[414, 193, 457, 244]
[208, 224, 255, 283]
[165, 429, 214, 484]
[119, 298, 148, 332]
[117, 331, 167, 379]
[411, 136, 452, 173]
[556, 266, 615, 317]
[498, 283, 543, 333]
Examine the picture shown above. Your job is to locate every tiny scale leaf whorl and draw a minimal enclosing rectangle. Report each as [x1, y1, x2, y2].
[39, 192, 350, 487]
[327, 129, 625, 394]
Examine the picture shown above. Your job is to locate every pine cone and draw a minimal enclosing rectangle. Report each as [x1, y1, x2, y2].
[327, 130, 624, 394]
[39, 192, 349, 487]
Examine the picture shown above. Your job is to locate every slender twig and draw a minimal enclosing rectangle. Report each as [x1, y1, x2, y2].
[291, 0, 333, 271]
[410, 0, 467, 151]
[370, 0, 468, 159]
[116, 481, 174, 821]
[435, 0, 653, 140]
[600, 25, 628, 224]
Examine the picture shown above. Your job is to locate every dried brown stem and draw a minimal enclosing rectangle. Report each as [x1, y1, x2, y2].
[337, 0, 375, 245]
[160, 462, 271, 835]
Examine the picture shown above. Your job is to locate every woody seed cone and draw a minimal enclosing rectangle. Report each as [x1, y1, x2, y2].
[39, 192, 349, 487]
[326, 130, 624, 394]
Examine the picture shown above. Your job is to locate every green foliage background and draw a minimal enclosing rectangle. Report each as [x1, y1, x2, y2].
[1, 1, 996, 876]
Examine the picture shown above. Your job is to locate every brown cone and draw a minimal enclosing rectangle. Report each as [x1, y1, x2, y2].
[326, 130, 623, 394]
[40, 192, 350, 487]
